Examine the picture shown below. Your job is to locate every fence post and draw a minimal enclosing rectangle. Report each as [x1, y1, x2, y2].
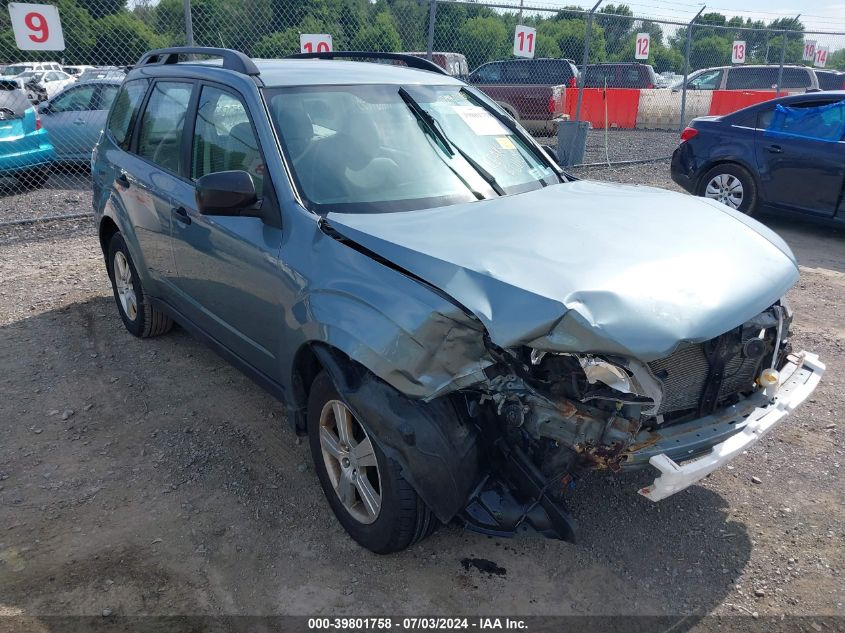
[574, 0, 602, 126]
[183, 0, 195, 47]
[426, 0, 437, 61]
[776, 15, 801, 96]
[679, 6, 705, 132]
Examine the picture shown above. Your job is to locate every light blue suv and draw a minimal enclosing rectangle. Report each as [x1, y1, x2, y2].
[92, 47, 823, 553]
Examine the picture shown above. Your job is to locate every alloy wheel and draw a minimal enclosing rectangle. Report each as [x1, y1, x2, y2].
[113, 250, 138, 321]
[318, 399, 382, 524]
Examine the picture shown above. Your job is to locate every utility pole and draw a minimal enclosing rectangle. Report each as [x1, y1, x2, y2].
[183, 0, 195, 47]
[679, 5, 706, 132]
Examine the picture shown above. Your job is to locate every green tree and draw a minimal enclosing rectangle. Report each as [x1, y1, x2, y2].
[253, 30, 300, 58]
[595, 4, 633, 57]
[77, 0, 125, 20]
[537, 19, 606, 62]
[351, 12, 401, 52]
[91, 12, 164, 66]
[458, 16, 509, 69]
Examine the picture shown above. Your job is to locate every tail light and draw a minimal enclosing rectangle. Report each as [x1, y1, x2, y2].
[548, 96, 556, 114]
[568, 76, 577, 88]
[35, 115, 42, 130]
[680, 127, 698, 142]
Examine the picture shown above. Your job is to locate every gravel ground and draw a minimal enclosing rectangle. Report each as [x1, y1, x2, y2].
[0, 161, 843, 627]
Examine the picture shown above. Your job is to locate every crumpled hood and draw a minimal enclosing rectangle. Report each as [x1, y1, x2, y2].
[326, 180, 799, 362]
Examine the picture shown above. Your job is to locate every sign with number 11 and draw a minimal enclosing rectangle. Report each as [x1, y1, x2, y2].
[513, 25, 536, 59]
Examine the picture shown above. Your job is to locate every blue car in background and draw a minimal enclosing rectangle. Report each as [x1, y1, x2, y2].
[671, 90, 845, 224]
[0, 79, 54, 188]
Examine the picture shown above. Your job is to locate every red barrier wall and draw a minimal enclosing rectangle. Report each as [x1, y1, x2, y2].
[565, 88, 641, 129]
[708, 90, 777, 116]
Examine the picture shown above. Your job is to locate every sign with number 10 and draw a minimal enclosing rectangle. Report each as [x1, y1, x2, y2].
[731, 41, 746, 64]
[8, 3, 65, 51]
[635, 33, 650, 60]
[803, 40, 817, 62]
[299, 34, 332, 54]
[513, 25, 536, 58]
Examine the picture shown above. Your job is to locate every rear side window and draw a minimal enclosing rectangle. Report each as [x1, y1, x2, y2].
[781, 68, 812, 89]
[191, 86, 265, 195]
[726, 67, 779, 90]
[137, 81, 193, 173]
[472, 62, 502, 83]
[107, 79, 149, 149]
[504, 60, 573, 85]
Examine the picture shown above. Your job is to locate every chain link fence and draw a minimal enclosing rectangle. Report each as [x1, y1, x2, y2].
[0, 0, 843, 208]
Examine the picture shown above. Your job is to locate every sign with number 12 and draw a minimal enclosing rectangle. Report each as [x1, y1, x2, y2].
[731, 41, 746, 64]
[513, 25, 536, 58]
[8, 3, 65, 51]
[635, 33, 650, 60]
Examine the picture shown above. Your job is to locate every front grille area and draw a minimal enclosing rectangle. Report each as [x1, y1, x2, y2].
[647, 309, 781, 417]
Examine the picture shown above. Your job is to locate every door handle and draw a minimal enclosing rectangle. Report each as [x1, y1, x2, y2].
[172, 206, 191, 225]
[115, 171, 130, 187]
[73, 119, 85, 125]
[766, 144, 783, 154]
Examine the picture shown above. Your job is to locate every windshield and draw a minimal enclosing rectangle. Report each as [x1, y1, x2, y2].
[3, 65, 29, 77]
[265, 84, 558, 214]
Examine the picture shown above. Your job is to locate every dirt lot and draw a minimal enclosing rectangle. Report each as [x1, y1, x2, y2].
[0, 162, 843, 629]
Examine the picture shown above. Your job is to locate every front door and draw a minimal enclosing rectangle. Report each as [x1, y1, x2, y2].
[755, 100, 845, 218]
[170, 83, 286, 382]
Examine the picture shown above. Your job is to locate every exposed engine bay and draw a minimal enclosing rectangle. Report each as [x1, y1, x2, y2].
[455, 303, 793, 541]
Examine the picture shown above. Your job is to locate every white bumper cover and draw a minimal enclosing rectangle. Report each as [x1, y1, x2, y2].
[638, 351, 825, 502]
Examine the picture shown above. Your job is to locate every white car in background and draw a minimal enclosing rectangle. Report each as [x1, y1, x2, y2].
[62, 65, 96, 78]
[15, 70, 76, 101]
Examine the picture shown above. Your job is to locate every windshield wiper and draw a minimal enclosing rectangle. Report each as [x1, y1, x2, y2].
[398, 87, 506, 197]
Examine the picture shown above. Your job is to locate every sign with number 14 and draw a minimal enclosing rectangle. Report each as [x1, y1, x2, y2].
[513, 25, 536, 58]
[8, 3, 65, 51]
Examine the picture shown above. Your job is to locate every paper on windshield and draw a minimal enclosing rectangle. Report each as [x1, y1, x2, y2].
[452, 105, 510, 136]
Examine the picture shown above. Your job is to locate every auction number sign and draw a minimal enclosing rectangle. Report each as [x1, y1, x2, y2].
[635, 33, 650, 60]
[803, 40, 817, 62]
[731, 40, 746, 64]
[814, 46, 829, 68]
[300, 34, 332, 54]
[513, 25, 536, 58]
[8, 3, 65, 51]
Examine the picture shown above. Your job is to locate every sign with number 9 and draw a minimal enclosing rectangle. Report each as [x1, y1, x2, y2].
[8, 3, 65, 50]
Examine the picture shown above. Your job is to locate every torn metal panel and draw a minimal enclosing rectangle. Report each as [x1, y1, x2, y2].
[326, 180, 799, 363]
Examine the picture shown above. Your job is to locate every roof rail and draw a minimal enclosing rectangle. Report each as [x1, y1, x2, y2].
[136, 47, 260, 76]
[287, 51, 448, 76]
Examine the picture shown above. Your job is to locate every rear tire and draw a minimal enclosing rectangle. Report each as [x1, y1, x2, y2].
[307, 370, 437, 553]
[699, 163, 758, 215]
[107, 232, 173, 338]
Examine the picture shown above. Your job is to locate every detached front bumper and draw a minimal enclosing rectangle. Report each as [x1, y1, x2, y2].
[638, 351, 825, 502]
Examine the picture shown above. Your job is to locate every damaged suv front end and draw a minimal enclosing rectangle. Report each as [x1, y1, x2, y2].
[268, 72, 824, 547]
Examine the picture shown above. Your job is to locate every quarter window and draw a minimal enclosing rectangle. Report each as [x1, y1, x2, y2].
[191, 86, 265, 195]
[107, 79, 149, 149]
[137, 81, 193, 173]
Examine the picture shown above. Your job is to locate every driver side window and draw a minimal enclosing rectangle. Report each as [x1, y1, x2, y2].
[137, 81, 193, 174]
[50, 85, 96, 113]
[689, 69, 723, 90]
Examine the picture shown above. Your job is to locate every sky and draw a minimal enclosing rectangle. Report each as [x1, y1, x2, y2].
[517, 0, 845, 34]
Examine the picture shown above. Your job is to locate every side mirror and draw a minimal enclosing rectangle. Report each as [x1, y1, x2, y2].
[195, 170, 258, 217]
[37, 102, 51, 114]
[542, 144, 559, 164]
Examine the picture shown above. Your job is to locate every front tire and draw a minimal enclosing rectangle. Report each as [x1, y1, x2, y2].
[307, 371, 437, 553]
[699, 163, 758, 215]
[107, 232, 173, 338]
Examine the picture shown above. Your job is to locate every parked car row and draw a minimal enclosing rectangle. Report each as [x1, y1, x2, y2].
[0, 73, 123, 188]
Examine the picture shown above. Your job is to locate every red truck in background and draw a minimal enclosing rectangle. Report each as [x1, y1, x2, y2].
[467, 58, 576, 135]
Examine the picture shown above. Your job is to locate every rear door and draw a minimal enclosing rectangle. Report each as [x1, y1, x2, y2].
[170, 82, 286, 380]
[755, 99, 845, 217]
[41, 83, 99, 161]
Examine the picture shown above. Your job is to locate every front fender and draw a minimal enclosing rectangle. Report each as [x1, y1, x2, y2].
[313, 345, 482, 524]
